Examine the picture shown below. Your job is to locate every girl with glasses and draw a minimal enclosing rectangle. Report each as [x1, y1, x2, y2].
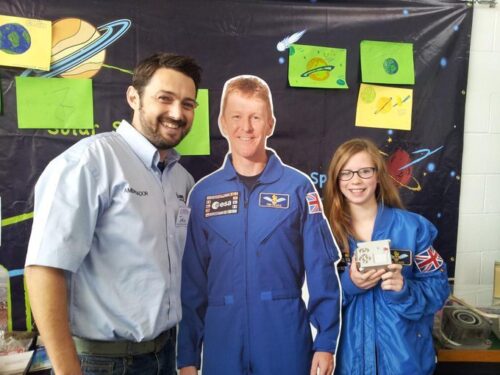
[323, 138, 450, 375]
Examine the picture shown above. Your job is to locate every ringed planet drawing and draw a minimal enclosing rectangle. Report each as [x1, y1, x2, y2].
[288, 44, 348, 88]
[385, 146, 444, 191]
[21, 18, 131, 78]
[300, 64, 335, 78]
[387, 148, 421, 191]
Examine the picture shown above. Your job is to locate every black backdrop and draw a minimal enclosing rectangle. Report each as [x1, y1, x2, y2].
[0, 0, 472, 330]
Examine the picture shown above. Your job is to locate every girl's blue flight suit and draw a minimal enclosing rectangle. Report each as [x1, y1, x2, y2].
[335, 205, 450, 375]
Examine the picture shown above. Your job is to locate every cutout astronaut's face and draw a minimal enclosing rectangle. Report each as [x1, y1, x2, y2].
[220, 90, 274, 163]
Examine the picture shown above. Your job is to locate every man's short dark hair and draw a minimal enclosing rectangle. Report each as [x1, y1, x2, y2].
[132, 52, 202, 96]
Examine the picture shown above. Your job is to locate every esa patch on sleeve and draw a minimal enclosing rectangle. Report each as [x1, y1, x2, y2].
[205, 192, 239, 217]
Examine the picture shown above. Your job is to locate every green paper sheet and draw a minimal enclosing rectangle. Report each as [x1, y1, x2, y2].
[360, 40, 415, 85]
[175, 88, 210, 156]
[288, 43, 348, 89]
[16, 76, 93, 129]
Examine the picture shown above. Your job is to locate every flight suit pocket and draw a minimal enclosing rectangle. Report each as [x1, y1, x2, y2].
[260, 289, 301, 301]
[208, 294, 235, 306]
[205, 220, 236, 252]
[258, 208, 300, 245]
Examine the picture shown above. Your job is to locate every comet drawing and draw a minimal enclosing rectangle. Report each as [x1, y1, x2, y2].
[276, 29, 307, 51]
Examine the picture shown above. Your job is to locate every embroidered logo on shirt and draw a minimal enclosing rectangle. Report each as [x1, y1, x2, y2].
[124, 186, 148, 196]
[415, 246, 443, 272]
[391, 249, 412, 266]
[205, 192, 239, 217]
[259, 193, 290, 209]
[305, 192, 321, 214]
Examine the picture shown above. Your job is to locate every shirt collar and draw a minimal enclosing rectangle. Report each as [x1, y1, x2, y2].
[220, 149, 284, 184]
[116, 120, 180, 169]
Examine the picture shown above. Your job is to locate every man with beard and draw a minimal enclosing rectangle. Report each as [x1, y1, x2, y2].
[24, 52, 202, 375]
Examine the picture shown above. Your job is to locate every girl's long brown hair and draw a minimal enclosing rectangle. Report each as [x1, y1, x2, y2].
[323, 138, 404, 252]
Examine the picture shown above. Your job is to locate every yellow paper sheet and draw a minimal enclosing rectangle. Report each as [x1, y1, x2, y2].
[355, 83, 413, 131]
[0, 14, 51, 70]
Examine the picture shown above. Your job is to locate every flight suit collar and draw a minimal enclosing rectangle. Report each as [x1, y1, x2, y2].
[372, 204, 395, 240]
[220, 149, 284, 184]
[348, 204, 395, 250]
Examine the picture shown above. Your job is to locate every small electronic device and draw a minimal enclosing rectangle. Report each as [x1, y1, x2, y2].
[355, 239, 392, 272]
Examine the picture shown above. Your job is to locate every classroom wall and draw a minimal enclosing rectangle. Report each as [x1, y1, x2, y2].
[454, 3, 500, 306]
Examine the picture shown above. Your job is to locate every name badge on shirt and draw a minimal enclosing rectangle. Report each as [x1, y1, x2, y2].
[176, 207, 191, 226]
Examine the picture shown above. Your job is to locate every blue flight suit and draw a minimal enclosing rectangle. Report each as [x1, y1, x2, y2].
[335, 205, 450, 375]
[178, 151, 342, 375]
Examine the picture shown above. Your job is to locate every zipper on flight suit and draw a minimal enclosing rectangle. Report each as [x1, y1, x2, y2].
[242, 183, 251, 373]
[242, 179, 260, 374]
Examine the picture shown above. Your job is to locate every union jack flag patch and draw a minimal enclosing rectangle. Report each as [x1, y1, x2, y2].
[415, 246, 444, 272]
[306, 192, 321, 214]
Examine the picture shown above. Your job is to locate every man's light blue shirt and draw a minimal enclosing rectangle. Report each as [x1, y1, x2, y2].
[26, 120, 194, 341]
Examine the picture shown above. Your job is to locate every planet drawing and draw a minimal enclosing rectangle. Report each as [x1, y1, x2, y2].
[301, 57, 334, 81]
[383, 58, 399, 75]
[0, 23, 31, 54]
[385, 145, 444, 191]
[21, 18, 131, 78]
[51, 18, 106, 78]
[386, 148, 422, 191]
[374, 96, 393, 114]
[360, 85, 376, 103]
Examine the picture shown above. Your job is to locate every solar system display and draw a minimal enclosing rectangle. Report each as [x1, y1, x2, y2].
[0, 0, 472, 330]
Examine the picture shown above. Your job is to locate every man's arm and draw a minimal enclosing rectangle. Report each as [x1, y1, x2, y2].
[25, 265, 82, 375]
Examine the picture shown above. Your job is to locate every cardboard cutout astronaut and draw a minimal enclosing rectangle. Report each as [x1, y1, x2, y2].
[177, 75, 342, 375]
